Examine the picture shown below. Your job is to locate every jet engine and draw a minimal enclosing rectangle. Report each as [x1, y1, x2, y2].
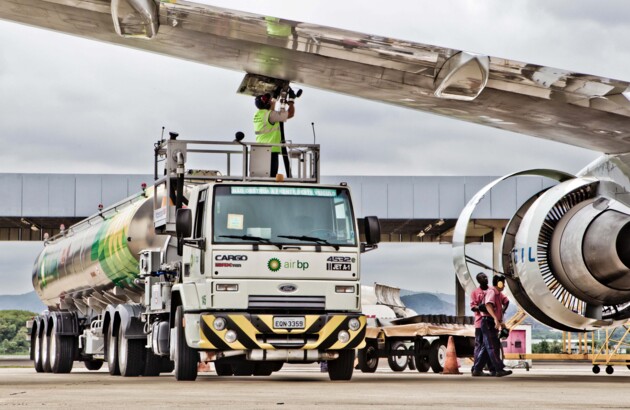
[454, 169, 630, 332]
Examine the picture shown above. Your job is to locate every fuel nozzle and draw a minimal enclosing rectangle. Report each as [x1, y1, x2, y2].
[274, 85, 303, 104]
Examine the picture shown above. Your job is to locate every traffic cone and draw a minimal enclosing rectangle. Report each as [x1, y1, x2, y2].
[442, 336, 462, 375]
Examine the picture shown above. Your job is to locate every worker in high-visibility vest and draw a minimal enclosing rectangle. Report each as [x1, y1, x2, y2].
[253, 93, 295, 177]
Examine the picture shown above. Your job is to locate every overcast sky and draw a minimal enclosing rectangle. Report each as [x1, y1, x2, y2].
[0, 1, 629, 296]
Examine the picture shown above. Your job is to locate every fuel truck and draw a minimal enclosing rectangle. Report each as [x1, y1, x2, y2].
[28, 134, 380, 381]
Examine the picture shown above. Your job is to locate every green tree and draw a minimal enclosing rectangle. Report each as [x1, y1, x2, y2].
[533, 339, 550, 353]
[0, 310, 37, 355]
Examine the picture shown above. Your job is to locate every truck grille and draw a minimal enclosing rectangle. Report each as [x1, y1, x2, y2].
[256, 334, 319, 348]
[248, 295, 325, 311]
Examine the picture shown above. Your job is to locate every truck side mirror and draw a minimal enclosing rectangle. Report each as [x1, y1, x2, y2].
[363, 216, 381, 245]
[176, 208, 192, 238]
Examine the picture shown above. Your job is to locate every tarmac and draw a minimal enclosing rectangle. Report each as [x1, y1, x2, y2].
[0, 358, 629, 409]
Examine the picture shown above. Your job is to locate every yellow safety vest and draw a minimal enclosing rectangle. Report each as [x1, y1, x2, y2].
[254, 109, 282, 153]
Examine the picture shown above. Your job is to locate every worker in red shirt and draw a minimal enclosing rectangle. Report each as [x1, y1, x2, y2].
[480, 275, 512, 377]
[470, 272, 494, 376]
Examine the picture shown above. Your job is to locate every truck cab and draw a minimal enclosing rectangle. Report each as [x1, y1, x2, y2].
[151, 136, 381, 380]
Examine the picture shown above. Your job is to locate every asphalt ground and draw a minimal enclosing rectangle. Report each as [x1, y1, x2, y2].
[0, 359, 628, 409]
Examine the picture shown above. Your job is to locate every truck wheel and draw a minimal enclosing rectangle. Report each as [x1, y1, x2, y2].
[357, 341, 379, 373]
[42, 327, 52, 373]
[328, 349, 355, 381]
[161, 358, 175, 373]
[387, 341, 408, 372]
[84, 359, 103, 371]
[271, 362, 284, 372]
[233, 362, 256, 376]
[414, 339, 431, 373]
[33, 328, 44, 373]
[214, 360, 233, 376]
[50, 320, 75, 374]
[118, 327, 145, 377]
[253, 363, 275, 376]
[106, 322, 120, 376]
[144, 350, 162, 377]
[173, 306, 198, 381]
[429, 339, 447, 373]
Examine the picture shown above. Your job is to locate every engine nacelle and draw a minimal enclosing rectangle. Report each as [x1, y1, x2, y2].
[454, 171, 630, 332]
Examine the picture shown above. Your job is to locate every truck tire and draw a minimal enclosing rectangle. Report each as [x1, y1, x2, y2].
[118, 326, 145, 377]
[106, 322, 120, 376]
[271, 362, 284, 372]
[33, 328, 44, 373]
[429, 339, 447, 373]
[214, 360, 233, 376]
[328, 349, 355, 381]
[233, 362, 256, 376]
[414, 339, 431, 373]
[387, 341, 408, 372]
[42, 328, 52, 373]
[144, 350, 162, 377]
[253, 363, 275, 376]
[50, 320, 75, 374]
[161, 358, 175, 374]
[173, 306, 198, 381]
[84, 359, 103, 371]
[357, 340, 379, 373]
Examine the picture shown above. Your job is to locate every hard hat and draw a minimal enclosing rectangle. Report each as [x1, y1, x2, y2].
[493, 274, 506, 287]
[255, 93, 272, 109]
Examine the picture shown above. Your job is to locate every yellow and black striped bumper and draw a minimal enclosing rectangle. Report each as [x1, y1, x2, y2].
[198, 313, 366, 351]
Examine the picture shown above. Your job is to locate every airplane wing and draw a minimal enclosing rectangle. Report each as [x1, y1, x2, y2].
[2, 0, 629, 153]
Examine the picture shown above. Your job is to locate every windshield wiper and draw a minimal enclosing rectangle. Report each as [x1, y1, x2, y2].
[277, 235, 340, 251]
[219, 235, 282, 249]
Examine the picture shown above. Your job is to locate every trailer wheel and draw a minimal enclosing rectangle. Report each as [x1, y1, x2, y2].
[173, 306, 198, 381]
[33, 327, 44, 373]
[328, 349, 355, 381]
[118, 327, 145, 377]
[83, 359, 103, 371]
[357, 340, 379, 373]
[387, 341, 408, 372]
[41, 327, 52, 373]
[106, 322, 120, 376]
[429, 339, 447, 373]
[414, 339, 431, 373]
[50, 320, 75, 374]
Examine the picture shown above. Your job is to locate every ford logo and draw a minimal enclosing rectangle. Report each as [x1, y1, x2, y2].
[279, 284, 297, 293]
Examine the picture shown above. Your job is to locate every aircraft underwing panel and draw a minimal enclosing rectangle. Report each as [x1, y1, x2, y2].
[1, 0, 630, 153]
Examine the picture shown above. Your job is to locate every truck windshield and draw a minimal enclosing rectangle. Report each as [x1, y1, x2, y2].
[213, 185, 357, 247]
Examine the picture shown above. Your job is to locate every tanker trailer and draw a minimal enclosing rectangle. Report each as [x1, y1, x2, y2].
[28, 135, 380, 381]
[30, 188, 170, 374]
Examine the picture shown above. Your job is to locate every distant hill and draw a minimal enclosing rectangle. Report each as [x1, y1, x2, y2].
[400, 292, 455, 315]
[0, 291, 46, 313]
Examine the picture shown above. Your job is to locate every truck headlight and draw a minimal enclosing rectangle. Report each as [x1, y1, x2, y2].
[337, 330, 350, 343]
[216, 284, 239, 292]
[213, 317, 227, 331]
[335, 285, 355, 293]
[348, 318, 361, 331]
[225, 330, 237, 344]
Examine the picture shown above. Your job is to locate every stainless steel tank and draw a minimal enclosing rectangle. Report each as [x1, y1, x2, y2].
[32, 191, 166, 309]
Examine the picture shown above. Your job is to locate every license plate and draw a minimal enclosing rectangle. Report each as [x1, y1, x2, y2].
[273, 317, 305, 329]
